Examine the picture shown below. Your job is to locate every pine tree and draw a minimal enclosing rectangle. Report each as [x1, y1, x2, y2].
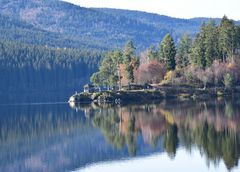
[176, 33, 191, 68]
[204, 20, 219, 66]
[91, 51, 119, 87]
[123, 40, 139, 83]
[146, 45, 157, 61]
[218, 15, 236, 62]
[160, 34, 176, 71]
[190, 21, 219, 68]
[236, 25, 240, 52]
[112, 49, 123, 90]
[157, 42, 165, 63]
[190, 30, 206, 68]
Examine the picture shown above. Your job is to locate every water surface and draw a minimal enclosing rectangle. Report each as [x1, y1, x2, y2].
[0, 94, 240, 172]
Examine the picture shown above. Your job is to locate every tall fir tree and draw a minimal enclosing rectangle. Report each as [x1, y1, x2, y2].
[160, 34, 176, 71]
[236, 25, 240, 53]
[112, 49, 123, 89]
[204, 20, 219, 66]
[123, 40, 139, 83]
[218, 15, 236, 62]
[91, 50, 121, 87]
[191, 21, 219, 68]
[190, 21, 219, 69]
[157, 42, 165, 63]
[190, 29, 206, 68]
[146, 45, 157, 61]
[176, 33, 192, 68]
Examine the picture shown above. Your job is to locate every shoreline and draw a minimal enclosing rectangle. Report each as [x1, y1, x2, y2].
[68, 86, 240, 104]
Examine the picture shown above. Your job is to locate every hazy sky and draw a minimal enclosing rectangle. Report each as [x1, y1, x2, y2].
[63, 0, 240, 20]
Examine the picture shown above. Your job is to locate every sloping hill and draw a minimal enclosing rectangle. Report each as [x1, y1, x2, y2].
[94, 8, 201, 37]
[0, 0, 203, 51]
[0, 14, 106, 50]
[0, 0, 167, 50]
[94, 8, 240, 39]
[1, 0, 237, 51]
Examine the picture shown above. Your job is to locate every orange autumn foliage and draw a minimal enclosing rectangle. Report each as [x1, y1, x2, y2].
[135, 60, 166, 84]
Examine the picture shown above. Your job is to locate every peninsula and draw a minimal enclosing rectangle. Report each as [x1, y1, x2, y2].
[69, 16, 240, 104]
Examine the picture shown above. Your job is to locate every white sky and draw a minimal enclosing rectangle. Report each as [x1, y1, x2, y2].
[63, 0, 240, 20]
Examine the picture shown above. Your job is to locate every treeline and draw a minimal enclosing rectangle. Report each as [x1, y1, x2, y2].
[0, 41, 102, 92]
[92, 16, 240, 88]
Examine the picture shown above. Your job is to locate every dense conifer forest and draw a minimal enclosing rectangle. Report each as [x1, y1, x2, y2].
[0, 41, 101, 92]
[92, 16, 240, 89]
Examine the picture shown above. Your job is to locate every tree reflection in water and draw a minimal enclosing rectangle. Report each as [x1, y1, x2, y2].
[74, 99, 240, 170]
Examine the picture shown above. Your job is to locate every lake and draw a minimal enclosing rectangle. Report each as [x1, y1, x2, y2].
[0, 93, 240, 172]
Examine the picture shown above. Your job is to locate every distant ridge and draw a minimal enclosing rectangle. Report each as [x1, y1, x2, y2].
[0, 0, 238, 51]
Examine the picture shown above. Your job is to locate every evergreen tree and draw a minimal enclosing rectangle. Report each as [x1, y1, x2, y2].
[90, 72, 102, 86]
[190, 30, 206, 68]
[191, 21, 219, 68]
[112, 49, 123, 89]
[146, 45, 157, 61]
[176, 33, 192, 68]
[157, 42, 165, 63]
[218, 15, 236, 62]
[204, 20, 219, 66]
[160, 34, 176, 71]
[123, 40, 139, 83]
[236, 25, 240, 52]
[190, 22, 218, 68]
[91, 51, 119, 87]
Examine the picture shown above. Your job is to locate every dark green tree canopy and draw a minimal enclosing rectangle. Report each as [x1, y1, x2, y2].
[160, 34, 176, 71]
[218, 15, 237, 62]
[176, 33, 192, 68]
[123, 40, 140, 83]
[90, 15, 240, 88]
[91, 50, 123, 87]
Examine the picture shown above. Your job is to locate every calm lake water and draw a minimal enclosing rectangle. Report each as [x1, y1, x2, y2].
[0, 93, 240, 172]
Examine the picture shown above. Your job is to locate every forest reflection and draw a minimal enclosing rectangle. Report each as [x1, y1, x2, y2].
[72, 99, 240, 170]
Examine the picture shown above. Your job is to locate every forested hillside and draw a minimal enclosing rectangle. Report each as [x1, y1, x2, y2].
[0, 0, 231, 51]
[94, 8, 204, 39]
[0, 0, 239, 93]
[0, 0, 163, 50]
[0, 12, 108, 50]
[0, 41, 101, 92]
